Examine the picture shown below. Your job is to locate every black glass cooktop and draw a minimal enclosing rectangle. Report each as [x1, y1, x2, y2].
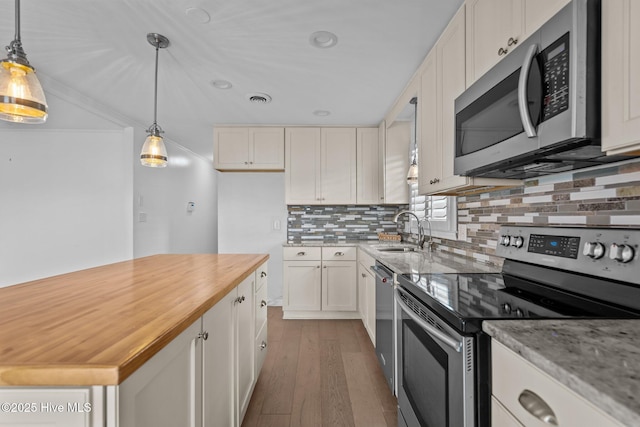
[398, 270, 640, 333]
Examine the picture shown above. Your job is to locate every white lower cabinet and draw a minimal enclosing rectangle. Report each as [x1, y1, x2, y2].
[235, 275, 255, 424]
[283, 246, 358, 319]
[357, 249, 376, 345]
[0, 387, 102, 426]
[491, 340, 624, 427]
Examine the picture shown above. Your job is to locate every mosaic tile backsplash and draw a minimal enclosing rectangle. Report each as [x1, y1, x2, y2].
[435, 159, 640, 264]
[287, 205, 407, 243]
[288, 160, 640, 264]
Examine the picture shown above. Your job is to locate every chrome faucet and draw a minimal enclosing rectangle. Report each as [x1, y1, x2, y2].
[392, 210, 433, 251]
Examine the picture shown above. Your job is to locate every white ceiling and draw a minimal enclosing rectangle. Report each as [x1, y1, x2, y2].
[0, 0, 464, 161]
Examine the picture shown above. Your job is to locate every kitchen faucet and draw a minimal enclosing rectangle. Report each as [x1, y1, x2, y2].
[392, 210, 433, 252]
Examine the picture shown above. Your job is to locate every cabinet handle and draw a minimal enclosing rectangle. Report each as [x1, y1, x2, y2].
[518, 390, 558, 426]
[498, 47, 508, 56]
[323, 265, 327, 269]
[261, 300, 267, 307]
[316, 265, 321, 268]
[507, 36, 518, 46]
[260, 271, 267, 278]
[297, 251, 306, 256]
[429, 178, 440, 185]
[362, 273, 366, 278]
[198, 331, 209, 341]
[249, 161, 254, 164]
[244, 161, 249, 165]
[334, 251, 345, 256]
[260, 340, 267, 350]
[235, 295, 246, 304]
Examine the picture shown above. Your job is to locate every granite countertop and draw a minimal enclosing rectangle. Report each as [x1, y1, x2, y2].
[483, 319, 640, 427]
[283, 241, 500, 274]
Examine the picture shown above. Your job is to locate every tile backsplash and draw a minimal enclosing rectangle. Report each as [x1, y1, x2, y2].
[287, 205, 407, 244]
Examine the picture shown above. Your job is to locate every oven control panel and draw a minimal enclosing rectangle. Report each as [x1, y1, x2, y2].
[496, 226, 639, 285]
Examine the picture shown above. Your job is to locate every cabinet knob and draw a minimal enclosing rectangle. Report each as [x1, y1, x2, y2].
[317, 265, 321, 268]
[323, 265, 327, 269]
[260, 340, 267, 350]
[261, 300, 267, 307]
[244, 161, 249, 165]
[498, 47, 508, 56]
[260, 271, 267, 278]
[249, 161, 254, 164]
[507, 37, 518, 46]
[362, 273, 366, 278]
[198, 331, 209, 341]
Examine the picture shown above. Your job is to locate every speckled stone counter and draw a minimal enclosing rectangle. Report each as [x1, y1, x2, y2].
[283, 242, 500, 274]
[483, 319, 640, 427]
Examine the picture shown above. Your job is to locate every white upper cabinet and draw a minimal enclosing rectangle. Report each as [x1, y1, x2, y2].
[465, 0, 570, 86]
[356, 127, 383, 204]
[285, 127, 356, 205]
[602, 0, 640, 155]
[214, 127, 284, 171]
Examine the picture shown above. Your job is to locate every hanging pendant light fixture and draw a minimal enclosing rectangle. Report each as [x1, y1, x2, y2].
[0, 0, 48, 124]
[406, 97, 419, 185]
[140, 33, 170, 168]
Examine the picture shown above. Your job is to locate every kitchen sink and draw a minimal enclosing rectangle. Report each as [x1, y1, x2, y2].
[376, 247, 417, 252]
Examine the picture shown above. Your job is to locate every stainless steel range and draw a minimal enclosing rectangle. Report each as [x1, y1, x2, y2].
[395, 226, 640, 427]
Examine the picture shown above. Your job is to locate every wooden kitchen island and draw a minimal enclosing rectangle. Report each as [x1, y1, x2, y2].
[0, 253, 269, 427]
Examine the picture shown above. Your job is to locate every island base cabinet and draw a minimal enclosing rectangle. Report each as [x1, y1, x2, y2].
[0, 387, 102, 426]
[117, 321, 201, 427]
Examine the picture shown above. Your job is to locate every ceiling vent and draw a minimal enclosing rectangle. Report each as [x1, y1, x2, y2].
[246, 93, 272, 104]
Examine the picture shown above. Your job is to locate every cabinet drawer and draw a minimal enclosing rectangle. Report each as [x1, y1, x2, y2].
[255, 279, 268, 334]
[283, 246, 321, 261]
[255, 322, 268, 376]
[322, 246, 356, 261]
[491, 396, 524, 427]
[491, 340, 624, 427]
[256, 262, 268, 292]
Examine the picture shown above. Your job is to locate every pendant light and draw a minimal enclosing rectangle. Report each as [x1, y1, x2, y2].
[406, 97, 419, 184]
[0, 0, 48, 124]
[140, 33, 170, 168]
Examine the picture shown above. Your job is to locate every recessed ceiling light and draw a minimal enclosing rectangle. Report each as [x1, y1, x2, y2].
[313, 110, 331, 117]
[185, 7, 211, 24]
[246, 93, 272, 104]
[309, 31, 338, 49]
[211, 80, 233, 89]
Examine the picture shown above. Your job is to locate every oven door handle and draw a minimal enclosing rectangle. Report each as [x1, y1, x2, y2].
[518, 43, 539, 138]
[394, 288, 462, 353]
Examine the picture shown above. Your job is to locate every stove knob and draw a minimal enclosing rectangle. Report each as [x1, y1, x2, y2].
[512, 236, 524, 248]
[502, 303, 512, 314]
[609, 243, 635, 263]
[500, 235, 511, 246]
[583, 242, 606, 259]
[515, 308, 524, 318]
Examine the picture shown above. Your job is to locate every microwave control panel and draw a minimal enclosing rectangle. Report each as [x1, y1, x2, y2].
[542, 32, 570, 121]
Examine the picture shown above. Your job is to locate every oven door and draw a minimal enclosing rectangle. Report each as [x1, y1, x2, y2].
[395, 286, 475, 427]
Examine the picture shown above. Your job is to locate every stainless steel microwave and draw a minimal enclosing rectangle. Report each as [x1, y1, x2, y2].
[454, 0, 622, 179]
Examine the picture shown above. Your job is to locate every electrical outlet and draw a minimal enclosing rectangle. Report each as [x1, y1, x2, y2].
[458, 224, 467, 241]
[138, 212, 147, 223]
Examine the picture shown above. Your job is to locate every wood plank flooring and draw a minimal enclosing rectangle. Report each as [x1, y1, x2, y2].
[242, 307, 398, 427]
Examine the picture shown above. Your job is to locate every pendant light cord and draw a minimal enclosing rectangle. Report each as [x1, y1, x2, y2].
[14, 0, 21, 42]
[152, 43, 159, 127]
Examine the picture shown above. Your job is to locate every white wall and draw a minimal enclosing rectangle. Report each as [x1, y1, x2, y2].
[217, 173, 287, 305]
[0, 87, 218, 288]
[0, 127, 133, 288]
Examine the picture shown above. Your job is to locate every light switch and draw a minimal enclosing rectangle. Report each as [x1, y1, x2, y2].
[187, 202, 195, 212]
[138, 212, 147, 222]
[273, 219, 281, 230]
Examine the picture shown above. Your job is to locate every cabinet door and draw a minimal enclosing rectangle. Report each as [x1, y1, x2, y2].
[418, 49, 441, 194]
[522, 0, 570, 38]
[250, 127, 284, 170]
[435, 6, 470, 193]
[202, 290, 235, 427]
[358, 262, 368, 323]
[236, 275, 255, 424]
[214, 127, 250, 170]
[384, 121, 411, 204]
[322, 261, 357, 311]
[321, 128, 357, 204]
[356, 128, 382, 204]
[118, 321, 201, 427]
[285, 128, 321, 204]
[602, 0, 640, 155]
[283, 261, 322, 311]
[466, 0, 523, 85]
[365, 268, 376, 345]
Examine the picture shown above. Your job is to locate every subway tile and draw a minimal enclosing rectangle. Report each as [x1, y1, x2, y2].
[610, 215, 640, 226]
[522, 195, 553, 204]
[569, 188, 617, 201]
[595, 171, 640, 186]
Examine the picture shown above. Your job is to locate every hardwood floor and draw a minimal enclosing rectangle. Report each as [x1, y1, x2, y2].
[242, 307, 398, 427]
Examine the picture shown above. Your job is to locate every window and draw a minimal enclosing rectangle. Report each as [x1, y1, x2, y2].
[407, 136, 457, 240]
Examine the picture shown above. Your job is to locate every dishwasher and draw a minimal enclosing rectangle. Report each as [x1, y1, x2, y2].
[371, 261, 395, 393]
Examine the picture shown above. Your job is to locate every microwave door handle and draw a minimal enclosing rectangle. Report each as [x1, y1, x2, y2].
[394, 287, 463, 352]
[518, 44, 539, 138]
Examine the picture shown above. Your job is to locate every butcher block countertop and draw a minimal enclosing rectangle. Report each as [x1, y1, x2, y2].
[0, 253, 268, 387]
